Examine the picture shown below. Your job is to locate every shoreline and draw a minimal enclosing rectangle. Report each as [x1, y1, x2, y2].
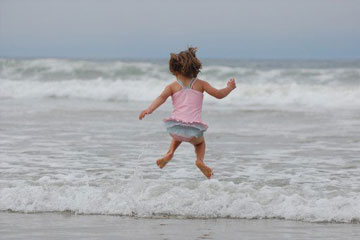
[1, 210, 359, 224]
[1, 212, 359, 240]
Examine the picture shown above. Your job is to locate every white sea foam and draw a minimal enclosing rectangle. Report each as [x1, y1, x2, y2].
[1, 175, 359, 223]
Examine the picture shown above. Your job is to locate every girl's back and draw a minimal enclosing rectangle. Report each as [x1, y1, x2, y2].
[165, 77, 207, 129]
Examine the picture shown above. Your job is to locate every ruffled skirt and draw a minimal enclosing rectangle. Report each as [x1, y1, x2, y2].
[163, 119, 208, 142]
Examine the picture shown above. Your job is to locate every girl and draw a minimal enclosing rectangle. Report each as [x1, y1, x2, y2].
[139, 47, 236, 179]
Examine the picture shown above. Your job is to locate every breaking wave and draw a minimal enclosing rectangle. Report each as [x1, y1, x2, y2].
[1, 173, 359, 223]
[1, 58, 360, 109]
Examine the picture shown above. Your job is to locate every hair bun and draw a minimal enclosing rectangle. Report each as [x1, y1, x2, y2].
[188, 47, 197, 57]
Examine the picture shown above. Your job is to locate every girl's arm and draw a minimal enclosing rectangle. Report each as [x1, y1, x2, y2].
[139, 85, 172, 120]
[203, 78, 236, 99]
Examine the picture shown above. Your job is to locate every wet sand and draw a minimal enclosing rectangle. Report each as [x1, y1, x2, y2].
[1, 212, 359, 240]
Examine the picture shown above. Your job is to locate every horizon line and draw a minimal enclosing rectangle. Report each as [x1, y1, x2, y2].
[1, 56, 360, 62]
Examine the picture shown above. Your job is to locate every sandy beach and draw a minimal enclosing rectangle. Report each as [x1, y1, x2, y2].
[1, 212, 360, 240]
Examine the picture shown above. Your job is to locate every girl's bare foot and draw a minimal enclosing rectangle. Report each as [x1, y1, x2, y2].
[195, 160, 213, 179]
[156, 153, 173, 169]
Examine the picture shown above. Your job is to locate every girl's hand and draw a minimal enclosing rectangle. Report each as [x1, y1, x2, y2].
[139, 109, 150, 120]
[227, 78, 236, 90]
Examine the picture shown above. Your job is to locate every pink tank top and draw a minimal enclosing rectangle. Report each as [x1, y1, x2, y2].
[163, 78, 208, 129]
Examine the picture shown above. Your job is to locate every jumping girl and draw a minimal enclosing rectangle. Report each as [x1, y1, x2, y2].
[139, 47, 236, 178]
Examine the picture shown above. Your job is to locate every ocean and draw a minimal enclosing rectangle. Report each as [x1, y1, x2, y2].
[0, 58, 359, 228]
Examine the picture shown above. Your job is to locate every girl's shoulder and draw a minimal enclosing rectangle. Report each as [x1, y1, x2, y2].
[195, 78, 206, 85]
[168, 81, 182, 95]
[194, 78, 207, 91]
[181, 78, 204, 93]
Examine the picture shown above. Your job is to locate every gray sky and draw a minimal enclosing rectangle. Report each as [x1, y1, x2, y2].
[0, 0, 359, 59]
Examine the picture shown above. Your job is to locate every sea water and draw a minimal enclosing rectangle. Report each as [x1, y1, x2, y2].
[0, 58, 359, 223]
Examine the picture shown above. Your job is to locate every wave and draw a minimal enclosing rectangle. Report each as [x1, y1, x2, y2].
[1, 78, 359, 109]
[1, 174, 359, 223]
[1, 58, 360, 108]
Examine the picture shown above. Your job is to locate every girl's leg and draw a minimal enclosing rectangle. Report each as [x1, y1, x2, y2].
[190, 137, 213, 179]
[156, 138, 182, 168]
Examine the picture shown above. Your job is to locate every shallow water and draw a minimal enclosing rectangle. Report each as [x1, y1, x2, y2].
[0, 59, 359, 223]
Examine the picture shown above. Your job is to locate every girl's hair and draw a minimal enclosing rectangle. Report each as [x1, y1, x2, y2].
[169, 47, 202, 78]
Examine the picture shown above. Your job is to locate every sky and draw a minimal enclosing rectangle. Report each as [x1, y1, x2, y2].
[0, 0, 359, 59]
